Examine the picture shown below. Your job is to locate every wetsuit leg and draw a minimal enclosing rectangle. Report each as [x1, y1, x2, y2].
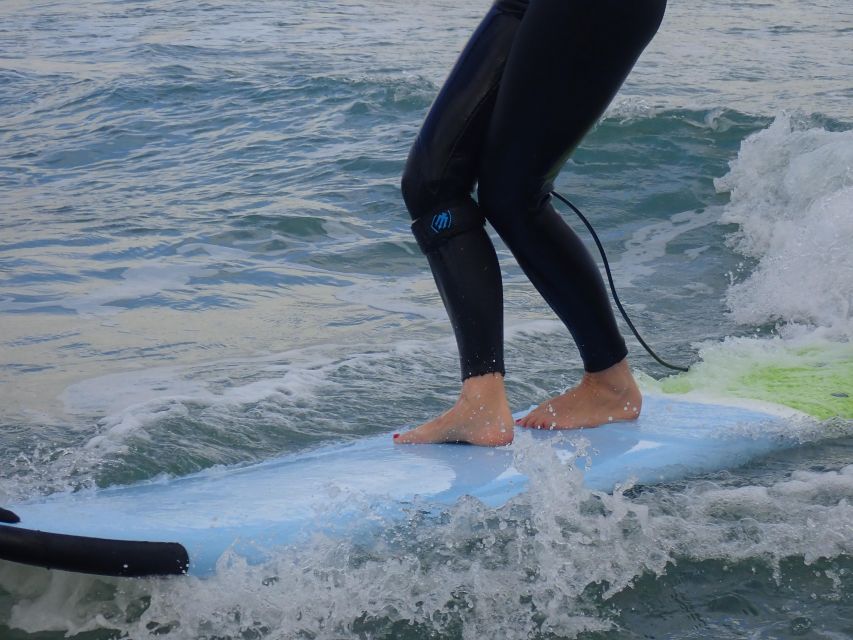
[477, 0, 666, 372]
[401, 0, 529, 380]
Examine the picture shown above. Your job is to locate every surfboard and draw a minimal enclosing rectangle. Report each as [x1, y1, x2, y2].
[0, 391, 820, 578]
[655, 340, 853, 421]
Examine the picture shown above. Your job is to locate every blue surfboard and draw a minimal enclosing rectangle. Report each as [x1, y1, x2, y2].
[0, 394, 805, 577]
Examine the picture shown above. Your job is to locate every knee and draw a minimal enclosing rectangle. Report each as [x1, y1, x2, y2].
[402, 137, 477, 222]
[400, 137, 442, 222]
[477, 175, 549, 237]
[400, 163, 424, 222]
[492, 0, 528, 18]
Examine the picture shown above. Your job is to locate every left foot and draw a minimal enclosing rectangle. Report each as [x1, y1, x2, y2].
[517, 358, 642, 429]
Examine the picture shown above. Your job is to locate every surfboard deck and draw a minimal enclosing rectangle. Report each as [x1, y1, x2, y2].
[656, 341, 853, 421]
[0, 394, 810, 578]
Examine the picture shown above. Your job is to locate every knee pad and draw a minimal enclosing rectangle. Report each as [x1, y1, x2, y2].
[410, 200, 486, 254]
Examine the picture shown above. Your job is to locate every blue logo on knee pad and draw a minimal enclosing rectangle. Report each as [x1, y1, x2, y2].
[430, 210, 452, 234]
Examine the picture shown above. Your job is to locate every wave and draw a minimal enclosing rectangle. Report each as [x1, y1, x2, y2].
[715, 112, 853, 339]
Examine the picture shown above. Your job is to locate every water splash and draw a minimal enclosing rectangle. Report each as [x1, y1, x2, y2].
[715, 113, 853, 338]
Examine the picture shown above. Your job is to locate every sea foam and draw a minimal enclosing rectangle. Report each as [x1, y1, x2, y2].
[715, 113, 853, 338]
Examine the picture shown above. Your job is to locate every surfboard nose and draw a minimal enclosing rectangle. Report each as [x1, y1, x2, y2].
[0, 507, 20, 524]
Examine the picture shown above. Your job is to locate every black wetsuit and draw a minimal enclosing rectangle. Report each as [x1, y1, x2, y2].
[401, 0, 666, 380]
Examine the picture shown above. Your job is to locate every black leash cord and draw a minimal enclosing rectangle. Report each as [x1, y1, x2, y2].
[551, 190, 690, 373]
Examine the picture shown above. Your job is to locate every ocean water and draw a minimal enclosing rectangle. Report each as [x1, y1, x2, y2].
[1, 0, 852, 637]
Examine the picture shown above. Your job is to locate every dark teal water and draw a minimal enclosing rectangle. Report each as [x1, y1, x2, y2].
[1, 1, 852, 638]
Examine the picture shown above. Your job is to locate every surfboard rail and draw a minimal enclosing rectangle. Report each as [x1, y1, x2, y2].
[0, 523, 188, 577]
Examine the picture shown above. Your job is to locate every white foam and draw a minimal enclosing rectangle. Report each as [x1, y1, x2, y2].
[52, 334, 461, 468]
[0, 258, 216, 316]
[61, 352, 342, 455]
[616, 206, 724, 286]
[715, 113, 853, 337]
[55, 314, 578, 462]
[604, 96, 662, 123]
[504, 318, 565, 340]
[335, 274, 447, 320]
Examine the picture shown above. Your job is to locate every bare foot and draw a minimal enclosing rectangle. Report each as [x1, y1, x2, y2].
[517, 359, 642, 430]
[394, 373, 514, 446]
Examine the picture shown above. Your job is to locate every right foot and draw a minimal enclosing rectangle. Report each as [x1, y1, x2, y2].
[394, 373, 514, 446]
[516, 358, 642, 429]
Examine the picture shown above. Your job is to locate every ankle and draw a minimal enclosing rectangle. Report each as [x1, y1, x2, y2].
[582, 359, 639, 394]
[461, 372, 506, 397]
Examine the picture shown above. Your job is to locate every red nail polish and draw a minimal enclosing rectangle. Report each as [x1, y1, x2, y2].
[393, 433, 399, 439]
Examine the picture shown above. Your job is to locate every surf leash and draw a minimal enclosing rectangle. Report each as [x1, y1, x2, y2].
[551, 190, 690, 372]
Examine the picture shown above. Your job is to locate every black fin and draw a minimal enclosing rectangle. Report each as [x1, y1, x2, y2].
[0, 508, 20, 524]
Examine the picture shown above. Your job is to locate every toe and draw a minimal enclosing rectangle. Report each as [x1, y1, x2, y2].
[519, 412, 537, 429]
[394, 429, 421, 444]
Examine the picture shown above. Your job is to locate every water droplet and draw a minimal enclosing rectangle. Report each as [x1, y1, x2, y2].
[790, 616, 813, 634]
